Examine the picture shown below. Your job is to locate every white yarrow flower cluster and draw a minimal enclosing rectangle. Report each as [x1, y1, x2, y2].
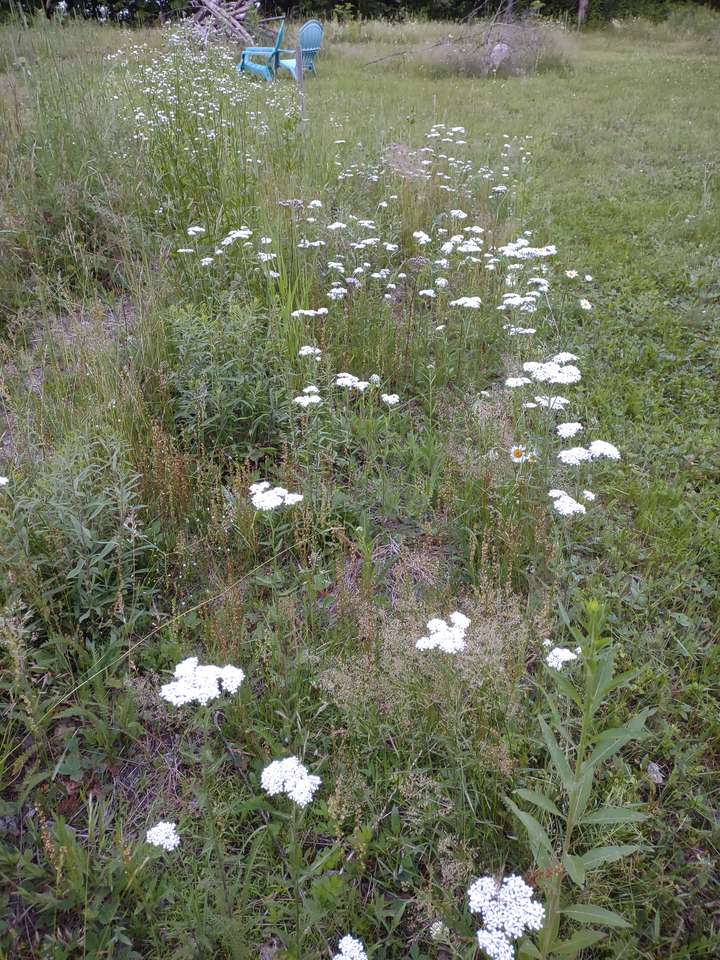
[548, 489, 586, 517]
[468, 874, 544, 960]
[545, 645, 580, 671]
[160, 657, 244, 707]
[261, 756, 321, 808]
[293, 386, 322, 408]
[146, 821, 181, 851]
[298, 345, 321, 359]
[381, 393, 400, 406]
[249, 482, 303, 511]
[332, 935, 368, 960]
[416, 612, 470, 654]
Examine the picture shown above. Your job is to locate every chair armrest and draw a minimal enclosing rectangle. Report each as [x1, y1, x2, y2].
[277, 48, 295, 56]
[242, 46, 275, 55]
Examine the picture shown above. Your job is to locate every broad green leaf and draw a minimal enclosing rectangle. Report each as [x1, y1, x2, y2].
[539, 717, 575, 793]
[562, 853, 586, 887]
[518, 939, 542, 959]
[516, 788, 563, 818]
[562, 904, 631, 928]
[551, 929, 606, 956]
[587, 708, 652, 768]
[551, 670, 582, 708]
[580, 806, 648, 825]
[581, 844, 640, 870]
[504, 797, 554, 855]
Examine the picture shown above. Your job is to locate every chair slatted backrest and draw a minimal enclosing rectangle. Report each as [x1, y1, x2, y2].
[298, 19, 323, 70]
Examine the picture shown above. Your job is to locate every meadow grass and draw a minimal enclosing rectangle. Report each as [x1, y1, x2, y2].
[0, 11, 718, 960]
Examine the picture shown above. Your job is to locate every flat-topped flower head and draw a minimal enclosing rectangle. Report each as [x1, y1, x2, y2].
[548, 489, 586, 517]
[249, 481, 303, 511]
[298, 345, 321, 359]
[416, 611, 470, 654]
[556, 422, 583, 439]
[450, 295, 482, 308]
[468, 873, 544, 957]
[261, 756, 321, 808]
[381, 393, 400, 406]
[146, 821, 180, 851]
[294, 393, 322, 408]
[558, 446, 592, 466]
[588, 440, 621, 460]
[332, 935, 368, 960]
[545, 645, 580, 670]
[160, 657, 245, 707]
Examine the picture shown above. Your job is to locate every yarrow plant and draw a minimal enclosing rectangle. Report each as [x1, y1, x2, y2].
[468, 874, 545, 959]
[261, 756, 321, 808]
[160, 657, 244, 707]
[415, 611, 470, 653]
[249, 481, 303, 511]
[503, 602, 651, 959]
[331, 935, 368, 960]
[145, 821, 181, 851]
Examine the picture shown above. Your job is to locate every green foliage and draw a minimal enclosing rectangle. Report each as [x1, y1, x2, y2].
[160, 303, 293, 461]
[506, 603, 651, 958]
[0, 434, 159, 635]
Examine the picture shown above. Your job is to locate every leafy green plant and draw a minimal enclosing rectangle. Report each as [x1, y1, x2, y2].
[0, 434, 159, 636]
[161, 303, 292, 461]
[506, 601, 651, 959]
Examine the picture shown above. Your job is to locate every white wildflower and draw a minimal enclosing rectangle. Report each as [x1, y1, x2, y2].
[332, 935, 368, 960]
[160, 657, 245, 707]
[261, 756, 321, 808]
[435, 277, 449, 288]
[546, 646, 579, 670]
[556, 422, 583, 439]
[557, 446, 592, 466]
[579, 298, 593, 311]
[450, 296, 482, 308]
[548, 490, 586, 516]
[413, 230, 432, 246]
[418, 289, 436, 298]
[476, 929, 514, 960]
[249, 481, 303, 511]
[430, 920, 450, 943]
[505, 377, 531, 388]
[588, 440, 621, 460]
[146, 821, 180, 851]
[298, 345, 321, 359]
[381, 393, 400, 406]
[187, 225, 205, 237]
[416, 611, 470, 654]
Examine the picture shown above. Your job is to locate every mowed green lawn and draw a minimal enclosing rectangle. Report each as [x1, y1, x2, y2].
[0, 14, 718, 960]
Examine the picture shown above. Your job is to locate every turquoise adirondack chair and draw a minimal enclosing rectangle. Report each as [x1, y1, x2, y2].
[277, 20, 324, 79]
[237, 17, 286, 83]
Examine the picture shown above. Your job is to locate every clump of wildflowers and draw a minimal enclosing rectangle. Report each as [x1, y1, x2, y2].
[261, 756, 321, 808]
[160, 657, 244, 707]
[146, 821, 181, 851]
[416, 612, 470, 653]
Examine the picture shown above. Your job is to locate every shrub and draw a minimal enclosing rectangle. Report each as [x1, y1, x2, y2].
[416, 19, 576, 78]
